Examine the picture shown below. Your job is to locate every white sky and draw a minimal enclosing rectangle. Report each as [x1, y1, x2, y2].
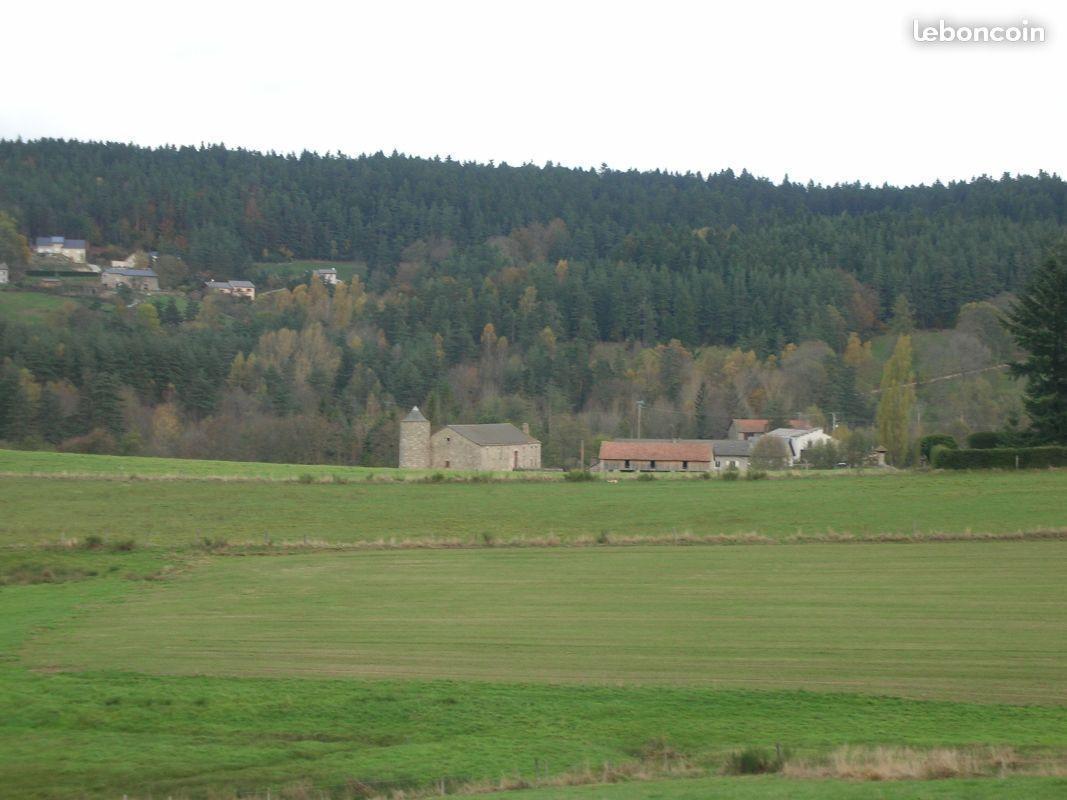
[2, 0, 1063, 186]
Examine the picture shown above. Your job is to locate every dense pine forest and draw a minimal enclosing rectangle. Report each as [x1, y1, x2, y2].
[0, 139, 1061, 465]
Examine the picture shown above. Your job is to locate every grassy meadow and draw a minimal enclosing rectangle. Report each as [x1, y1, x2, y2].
[2, 450, 1067, 548]
[2, 451, 1067, 797]
[0, 288, 77, 323]
[23, 542, 1067, 703]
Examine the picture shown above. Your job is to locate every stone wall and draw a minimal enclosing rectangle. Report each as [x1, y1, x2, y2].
[399, 418, 431, 469]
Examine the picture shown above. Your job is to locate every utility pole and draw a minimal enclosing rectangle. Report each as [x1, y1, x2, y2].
[636, 399, 645, 439]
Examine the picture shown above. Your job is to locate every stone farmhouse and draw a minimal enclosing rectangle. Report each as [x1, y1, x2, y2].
[399, 406, 541, 471]
[0, 263, 8, 284]
[206, 280, 256, 300]
[101, 267, 159, 292]
[35, 236, 87, 263]
[597, 438, 752, 473]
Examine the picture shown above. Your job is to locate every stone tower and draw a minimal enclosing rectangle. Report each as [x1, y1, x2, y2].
[399, 406, 431, 469]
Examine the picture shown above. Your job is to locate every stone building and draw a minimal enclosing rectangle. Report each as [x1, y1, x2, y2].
[101, 267, 159, 292]
[0, 263, 8, 284]
[399, 407, 541, 471]
[597, 438, 752, 473]
[205, 280, 256, 300]
[598, 440, 713, 472]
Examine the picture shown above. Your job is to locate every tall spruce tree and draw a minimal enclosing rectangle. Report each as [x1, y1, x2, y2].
[1004, 242, 1067, 443]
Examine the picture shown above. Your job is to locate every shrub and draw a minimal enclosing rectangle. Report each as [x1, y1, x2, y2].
[82, 534, 104, 550]
[109, 538, 136, 552]
[636, 472, 656, 481]
[724, 746, 785, 775]
[721, 465, 740, 481]
[967, 431, 1002, 449]
[932, 445, 1067, 469]
[564, 470, 597, 482]
[297, 473, 315, 484]
[802, 440, 841, 470]
[745, 468, 768, 480]
[919, 434, 958, 463]
[331, 474, 349, 485]
[429, 472, 446, 483]
[751, 436, 791, 470]
[57, 429, 119, 455]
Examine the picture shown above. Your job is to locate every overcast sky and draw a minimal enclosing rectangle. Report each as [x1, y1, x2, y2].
[2, 1, 1062, 186]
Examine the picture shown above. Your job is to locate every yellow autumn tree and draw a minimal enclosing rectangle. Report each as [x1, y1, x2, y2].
[876, 335, 916, 465]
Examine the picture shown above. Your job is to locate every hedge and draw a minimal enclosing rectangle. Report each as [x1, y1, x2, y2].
[931, 445, 1067, 469]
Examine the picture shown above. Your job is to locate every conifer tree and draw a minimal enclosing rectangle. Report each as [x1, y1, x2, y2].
[1004, 242, 1067, 443]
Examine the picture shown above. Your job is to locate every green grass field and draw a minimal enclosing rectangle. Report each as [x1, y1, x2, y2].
[462, 777, 1067, 800]
[1, 460, 1065, 548]
[0, 289, 76, 322]
[24, 543, 1067, 703]
[251, 259, 366, 281]
[2, 454, 1066, 798]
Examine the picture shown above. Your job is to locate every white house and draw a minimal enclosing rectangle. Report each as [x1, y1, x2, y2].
[767, 427, 834, 466]
[35, 236, 87, 263]
[0, 263, 8, 284]
[312, 267, 339, 285]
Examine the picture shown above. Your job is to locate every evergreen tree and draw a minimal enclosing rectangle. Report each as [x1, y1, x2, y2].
[1004, 242, 1067, 443]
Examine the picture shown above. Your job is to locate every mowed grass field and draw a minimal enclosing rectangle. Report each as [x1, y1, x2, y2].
[2, 453, 1066, 547]
[3, 453, 1067, 798]
[24, 542, 1067, 703]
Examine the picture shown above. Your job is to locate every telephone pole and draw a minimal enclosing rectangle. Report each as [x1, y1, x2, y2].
[636, 399, 646, 439]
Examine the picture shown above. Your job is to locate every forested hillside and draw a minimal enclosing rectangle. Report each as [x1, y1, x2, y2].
[0, 139, 1059, 465]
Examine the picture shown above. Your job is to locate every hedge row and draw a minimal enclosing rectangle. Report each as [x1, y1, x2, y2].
[931, 445, 1067, 469]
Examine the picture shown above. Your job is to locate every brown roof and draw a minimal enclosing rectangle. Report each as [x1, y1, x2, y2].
[732, 419, 770, 433]
[599, 440, 712, 462]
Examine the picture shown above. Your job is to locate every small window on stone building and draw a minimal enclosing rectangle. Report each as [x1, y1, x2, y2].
[682, 461, 688, 470]
[445, 460, 450, 468]
[624, 459, 630, 469]
[650, 460, 657, 470]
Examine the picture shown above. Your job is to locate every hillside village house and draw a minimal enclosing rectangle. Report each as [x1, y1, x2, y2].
[313, 268, 339, 285]
[597, 439, 752, 473]
[111, 252, 151, 270]
[101, 267, 159, 292]
[727, 417, 809, 440]
[0, 263, 8, 284]
[205, 280, 256, 300]
[35, 236, 87, 263]
[399, 406, 541, 470]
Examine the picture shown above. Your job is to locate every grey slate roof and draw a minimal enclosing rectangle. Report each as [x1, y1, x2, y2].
[446, 423, 537, 446]
[36, 236, 64, 246]
[64, 239, 87, 249]
[403, 406, 428, 422]
[228, 280, 255, 288]
[710, 439, 752, 457]
[768, 427, 814, 439]
[105, 268, 157, 278]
